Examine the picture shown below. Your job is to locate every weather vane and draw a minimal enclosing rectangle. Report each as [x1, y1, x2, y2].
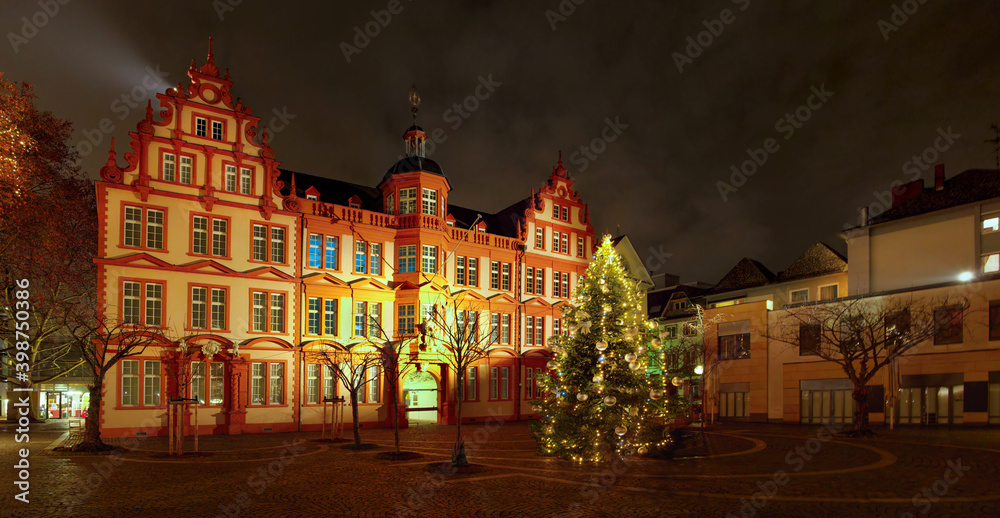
[408, 84, 421, 124]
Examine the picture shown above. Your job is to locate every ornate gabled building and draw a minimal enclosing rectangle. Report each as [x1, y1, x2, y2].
[94, 43, 595, 437]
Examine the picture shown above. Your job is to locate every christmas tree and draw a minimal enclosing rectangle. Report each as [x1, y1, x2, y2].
[532, 236, 688, 461]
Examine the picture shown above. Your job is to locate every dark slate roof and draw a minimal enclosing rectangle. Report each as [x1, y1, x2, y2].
[775, 243, 847, 282]
[381, 156, 445, 183]
[868, 169, 1000, 225]
[647, 284, 709, 319]
[492, 196, 535, 239]
[447, 204, 508, 237]
[707, 258, 776, 295]
[277, 169, 383, 211]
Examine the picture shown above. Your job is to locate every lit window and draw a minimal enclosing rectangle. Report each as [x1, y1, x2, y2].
[501, 263, 511, 291]
[535, 228, 544, 249]
[819, 284, 839, 300]
[121, 280, 163, 326]
[984, 253, 1000, 273]
[191, 286, 226, 330]
[422, 188, 437, 216]
[161, 153, 176, 182]
[398, 304, 415, 335]
[399, 188, 416, 214]
[269, 363, 284, 404]
[144, 360, 161, 406]
[790, 289, 809, 303]
[179, 156, 193, 184]
[124, 206, 164, 250]
[370, 243, 382, 275]
[984, 217, 999, 233]
[240, 167, 252, 195]
[578, 237, 585, 257]
[224, 165, 237, 192]
[192, 215, 227, 257]
[490, 261, 499, 289]
[355, 240, 367, 273]
[121, 360, 139, 407]
[398, 245, 416, 273]
[252, 224, 286, 263]
[422, 245, 437, 273]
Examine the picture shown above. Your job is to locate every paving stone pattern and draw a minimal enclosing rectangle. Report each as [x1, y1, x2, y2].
[1, 420, 999, 517]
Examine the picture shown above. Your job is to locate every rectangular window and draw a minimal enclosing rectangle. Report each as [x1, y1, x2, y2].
[525, 367, 535, 400]
[211, 120, 223, 140]
[161, 153, 176, 182]
[398, 304, 415, 335]
[370, 243, 382, 275]
[308, 297, 321, 335]
[468, 258, 478, 287]
[553, 272, 561, 298]
[497, 314, 508, 344]
[145, 283, 162, 326]
[369, 303, 381, 337]
[309, 234, 322, 268]
[984, 217, 999, 233]
[249, 291, 284, 333]
[307, 364, 320, 405]
[552, 231, 559, 252]
[122, 281, 141, 324]
[364, 366, 381, 403]
[535, 316, 544, 346]
[799, 323, 820, 356]
[422, 188, 437, 216]
[790, 289, 809, 303]
[665, 326, 677, 339]
[324, 365, 335, 400]
[535, 268, 544, 296]
[224, 165, 237, 192]
[491, 313, 500, 343]
[456, 256, 466, 286]
[553, 318, 561, 338]
[325, 236, 339, 269]
[490, 261, 499, 290]
[526, 267, 535, 295]
[355, 240, 367, 273]
[240, 167, 252, 195]
[121, 359, 139, 407]
[210, 288, 226, 330]
[501, 263, 510, 291]
[252, 224, 287, 263]
[195, 117, 207, 137]
[398, 244, 416, 273]
[561, 206, 569, 221]
[251, 363, 265, 405]
[270, 293, 285, 333]
[179, 156, 193, 184]
[143, 360, 161, 406]
[819, 284, 839, 301]
[399, 188, 416, 214]
[578, 237, 585, 257]
[718, 320, 751, 360]
[191, 287, 208, 329]
[422, 245, 437, 273]
[191, 215, 228, 257]
[553, 204, 560, 219]
[526, 316, 535, 346]
[252, 292, 266, 332]
[269, 363, 284, 405]
[325, 299, 338, 336]
[490, 367, 499, 400]
[934, 305, 964, 345]
[501, 367, 509, 399]
[123, 206, 164, 250]
[561, 233, 568, 254]
[984, 253, 1000, 274]
[466, 366, 477, 401]
[562, 272, 569, 298]
[535, 228, 544, 249]
[190, 361, 206, 404]
[355, 301, 366, 337]
[386, 193, 395, 215]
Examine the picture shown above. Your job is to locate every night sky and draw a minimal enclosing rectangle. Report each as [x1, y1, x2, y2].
[3, 1, 999, 284]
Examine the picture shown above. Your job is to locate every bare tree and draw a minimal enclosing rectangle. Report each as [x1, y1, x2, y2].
[421, 300, 495, 465]
[65, 313, 166, 451]
[768, 294, 970, 436]
[308, 344, 381, 448]
[367, 318, 418, 456]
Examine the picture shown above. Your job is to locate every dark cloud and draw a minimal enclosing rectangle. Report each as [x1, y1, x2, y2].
[3, 0, 998, 283]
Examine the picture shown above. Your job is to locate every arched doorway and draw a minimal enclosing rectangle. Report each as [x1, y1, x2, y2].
[402, 371, 439, 424]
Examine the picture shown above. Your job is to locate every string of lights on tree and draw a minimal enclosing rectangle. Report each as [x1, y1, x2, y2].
[532, 235, 690, 462]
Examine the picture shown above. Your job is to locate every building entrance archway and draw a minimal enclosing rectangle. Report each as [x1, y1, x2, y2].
[402, 370, 439, 424]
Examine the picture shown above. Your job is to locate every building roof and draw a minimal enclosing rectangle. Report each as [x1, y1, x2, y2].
[707, 258, 776, 295]
[869, 169, 1000, 225]
[277, 169, 383, 211]
[647, 283, 709, 319]
[381, 156, 446, 183]
[775, 242, 847, 282]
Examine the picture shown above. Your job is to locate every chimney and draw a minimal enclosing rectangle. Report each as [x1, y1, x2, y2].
[934, 164, 945, 191]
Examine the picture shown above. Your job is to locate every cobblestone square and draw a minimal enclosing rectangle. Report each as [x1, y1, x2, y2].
[2, 420, 1000, 517]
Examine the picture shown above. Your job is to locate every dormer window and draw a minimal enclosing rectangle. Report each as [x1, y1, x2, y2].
[350, 200, 361, 209]
[306, 194, 318, 201]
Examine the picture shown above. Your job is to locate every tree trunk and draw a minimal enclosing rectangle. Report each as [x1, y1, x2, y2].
[350, 389, 362, 447]
[852, 384, 871, 435]
[77, 382, 107, 450]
